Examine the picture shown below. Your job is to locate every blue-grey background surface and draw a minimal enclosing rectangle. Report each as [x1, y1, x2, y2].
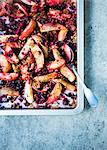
[0, 0, 107, 149]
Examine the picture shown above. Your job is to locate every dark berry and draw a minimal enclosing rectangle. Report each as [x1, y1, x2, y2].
[0, 80, 5, 86]
[63, 98, 69, 105]
[7, 52, 13, 58]
[56, 3, 66, 11]
[0, 47, 4, 54]
[68, 93, 72, 97]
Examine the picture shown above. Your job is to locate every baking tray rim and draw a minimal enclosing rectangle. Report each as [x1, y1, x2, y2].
[0, 0, 84, 115]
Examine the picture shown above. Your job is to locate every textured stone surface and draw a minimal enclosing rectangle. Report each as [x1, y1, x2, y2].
[0, 0, 107, 150]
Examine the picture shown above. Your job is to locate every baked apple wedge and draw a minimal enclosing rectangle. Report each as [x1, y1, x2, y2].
[0, 35, 18, 43]
[0, 54, 11, 73]
[47, 59, 65, 71]
[47, 45, 65, 70]
[32, 80, 40, 90]
[0, 87, 19, 97]
[34, 72, 58, 82]
[48, 8, 71, 21]
[31, 44, 44, 72]
[0, 73, 19, 81]
[48, 9, 61, 16]
[6, 42, 21, 49]
[19, 19, 36, 40]
[32, 35, 42, 44]
[40, 43, 48, 58]
[32, 35, 48, 58]
[62, 44, 74, 62]
[5, 44, 19, 64]
[18, 38, 33, 60]
[53, 79, 76, 91]
[51, 45, 63, 60]
[25, 52, 35, 68]
[12, 64, 19, 73]
[20, 64, 30, 81]
[46, 82, 62, 104]
[37, 22, 66, 32]
[24, 80, 34, 104]
[58, 29, 68, 41]
[14, 3, 28, 17]
[60, 66, 76, 83]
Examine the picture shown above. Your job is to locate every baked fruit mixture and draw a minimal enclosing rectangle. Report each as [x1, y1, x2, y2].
[0, 0, 77, 109]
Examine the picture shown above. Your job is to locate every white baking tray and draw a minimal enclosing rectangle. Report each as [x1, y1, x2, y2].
[0, 0, 84, 115]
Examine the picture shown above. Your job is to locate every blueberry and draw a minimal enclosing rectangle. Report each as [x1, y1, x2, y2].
[68, 93, 72, 97]
[0, 105, 5, 109]
[0, 80, 5, 86]
[63, 98, 69, 105]
[0, 47, 4, 54]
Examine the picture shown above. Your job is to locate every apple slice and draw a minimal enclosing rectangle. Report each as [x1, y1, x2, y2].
[6, 42, 21, 49]
[32, 35, 48, 58]
[31, 44, 44, 72]
[46, 83, 62, 104]
[37, 22, 66, 32]
[62, 44, 74, 62]
[40, 43, 48, 58]
[12, 64, 19, 73]
[0, 54, 11, 73]
[58, 29, 68, 41]
[32, 35, 42, 44]
[0, 73, 19, 81]
[48, 9, 61, 16]
[51, 45, 62, 60]
[5, 44, 19, 64]
[53, 79, 76, 91]
[47, 59, 65, 71]
[34, 72, 58, 83]
[25, 52, 35, 68]
[18, 38, 33, 60]
[14, 3, 28, 17]
[19, 19, 36, 40]
[24, 80, 34, 104]
[60, 65, 76, 83]
[32, 80, 41, 90]
[0, 87, 19, 97]
[0, 35, 18, 43]
[20, 64, 30, 81]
